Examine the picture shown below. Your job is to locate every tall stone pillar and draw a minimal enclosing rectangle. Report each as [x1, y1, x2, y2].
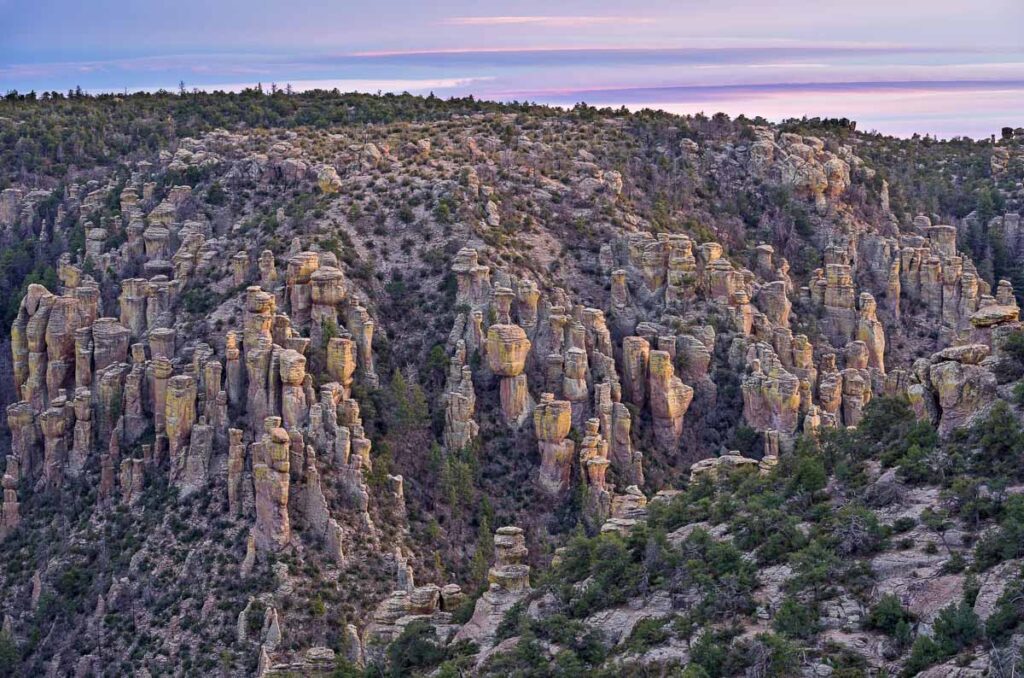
[486, 324, 532, 428]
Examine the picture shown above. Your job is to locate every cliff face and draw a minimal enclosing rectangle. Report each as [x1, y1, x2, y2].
[0, 97, 1023, 676]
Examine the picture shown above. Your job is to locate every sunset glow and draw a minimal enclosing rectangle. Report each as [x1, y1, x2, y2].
[3, 0, 1022, 137]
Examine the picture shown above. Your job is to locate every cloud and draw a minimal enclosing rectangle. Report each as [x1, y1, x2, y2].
[499, 78, 1024, 104]
[442, 16, 655, 28]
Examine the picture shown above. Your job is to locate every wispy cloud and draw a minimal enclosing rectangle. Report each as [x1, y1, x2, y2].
[499, 79, 1024, 104]
[342, 44, 958, 70]
[442, 16, 655, 28]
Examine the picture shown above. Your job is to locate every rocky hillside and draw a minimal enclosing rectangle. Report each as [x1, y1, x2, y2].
[1, 90, 1024, 677]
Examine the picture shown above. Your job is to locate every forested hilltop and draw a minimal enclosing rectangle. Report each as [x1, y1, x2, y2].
[1, 89, 1023, 677]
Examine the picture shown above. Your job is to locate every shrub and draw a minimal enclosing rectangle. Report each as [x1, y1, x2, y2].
[624, 617, 671, 652]
[831, 506, 884, 557]
[995, 331, 1024, 381]
[0, 631, 17, 676]
[787, 540, 839, 598]
[688, 627, 745, 677]
[386, 620, 446, 677]
[865, 594, 914, 635]
[985, 579, 1024, 644]
[973, 495, 1024, 570]
[903, 635, 944, 675]
[891, 517, 916, 533]
[788, 453, 827, 495]
[932, 601, 981, 655]
[772, 596, 818, 639]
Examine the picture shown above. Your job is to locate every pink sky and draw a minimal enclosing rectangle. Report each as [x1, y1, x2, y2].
[3, 1, 1023, 137]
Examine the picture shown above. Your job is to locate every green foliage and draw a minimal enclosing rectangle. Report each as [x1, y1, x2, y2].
[996, 331, 1024, 381]
[0, 90, 557, 184]
[772, 596, 818, 639]
[469, 516, 494, 585]
[623, 617, 671, 652]
[788, 451, 827, 495]
[387, 368, 430, 431]
[365, 441, 393, 490]
[426, 344, 447, 382]
[973, 495, 1024, 570]
[787, 540, 839, 597]
[440, 444, 478, 515]
[956, 401, 1024, 479]
[397, 204, 415, 224]
[985, 578, 1024, 644]
[903, 635, 944, 676]
[556, 531, 647, 618]
[0, 239, 58, 335]
[321, 317, 339, 347]
[433, 196, 456, 224]
[687, 627, 748, 678]
[553, 524, 757, 625]
[828, 505, 884, 557]
[731, 505, 808, 565]
[891, 517, 916, 533]
[932, 600, 981, 655]
[481, 610, 607, 676]
[180, 285, 219, 315]
[646, 478, 715, 532]
[865, 594, 915, 636]
[385, 619, 476, 677]
[747, 633, 799, 677]
[495, 602, 526, 642]
[205, 180, 227, 205]
[851, 397, 940, 481]
[0, 631, 18, 677]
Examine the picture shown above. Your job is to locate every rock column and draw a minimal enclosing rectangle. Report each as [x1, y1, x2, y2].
[253, 418, 292, 552]
[165, 375, 197, 485]
[534, 394, 574, 495]
[279, 349, 308, 431]
[486, 324, 532, 427]
[648, 350, 693, 450]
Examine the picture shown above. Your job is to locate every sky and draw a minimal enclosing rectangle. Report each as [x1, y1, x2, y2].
[2, 0, 1023, 138]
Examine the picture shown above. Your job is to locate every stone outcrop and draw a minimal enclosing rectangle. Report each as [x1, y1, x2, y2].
[647, 350, 693, 450]
[278, 349, 308, 431]
[742, 347, 802, 440]
[534, 394, 574, 495]
[579, 418, 612, 527]
[455, 526, 531, 650]
[119, 457, 144, 505]
[689, 453, 775, 483]
[253, 418, 292, 552]
[486, 323, 532, 427]
[165, 375, 197, 486]
[442, 340, 478, 453]
[316, 165, 342, 194]
[840, 367, 871, 427]
[7, 401, 40, 480]
[621, 336, 650, 409]
[68, 388, 92, 477]
[326, 337, 357, 396]
[856, 292, 886, 373]
[1, 463, 20, 538]
[38, 404, 67, 490]
[927, 345, 997, 435]
[562, 347, 589, 424]
[178, 416, 213, 498]
[227, 428, 246, 515]
[346, 304, 379, 388]
[451, 248, 491, 309]
[595, 382, 643, 487]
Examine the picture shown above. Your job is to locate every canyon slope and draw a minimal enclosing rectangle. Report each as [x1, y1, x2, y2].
[1, 92, 1024, 676]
